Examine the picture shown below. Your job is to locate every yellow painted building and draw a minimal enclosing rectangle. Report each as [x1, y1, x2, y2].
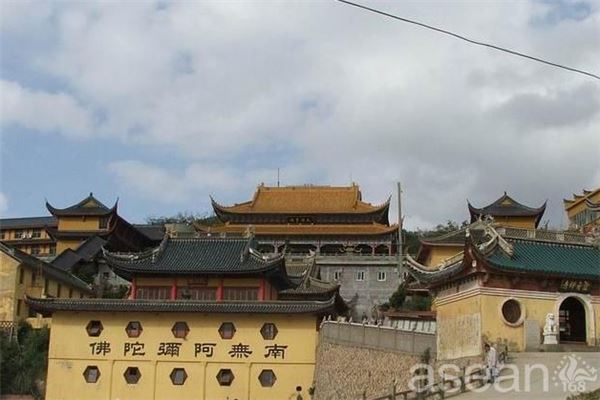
[0, 242, 93, 327]
[407, 223, 600, 360]
[28, 236, 346, 399]
[415, 193, 547, 268]
[564, 188, 600, 233]
[0, 216, 57, 257]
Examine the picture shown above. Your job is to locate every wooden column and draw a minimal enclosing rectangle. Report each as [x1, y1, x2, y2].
[170, 278, 177, 300]
[259, 278, 266, 301]
[216, 279, 224, 301]
[131, 276, 137, 300]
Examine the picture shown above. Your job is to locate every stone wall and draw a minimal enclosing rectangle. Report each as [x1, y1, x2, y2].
[313, 342, 420, 400]
[320, 321, 436, 355]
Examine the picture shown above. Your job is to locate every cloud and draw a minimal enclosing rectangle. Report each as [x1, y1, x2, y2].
[0, 80, 94, 138]
[0, 193, 8, 216]
[2, 1, 600, 228]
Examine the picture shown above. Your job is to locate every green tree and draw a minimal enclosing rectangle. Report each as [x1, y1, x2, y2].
[145, 212, 219, 226]
[0, 321, 49, 399]
[388, 284, 407, 309]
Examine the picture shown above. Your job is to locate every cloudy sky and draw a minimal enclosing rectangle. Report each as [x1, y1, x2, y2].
[1, 0, 599, 229]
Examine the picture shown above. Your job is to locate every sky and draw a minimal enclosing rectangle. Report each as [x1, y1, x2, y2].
[1, 0, 599, 230]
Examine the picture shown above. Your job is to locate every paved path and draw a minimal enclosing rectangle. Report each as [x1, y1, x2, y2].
[455, 352, 600, 400]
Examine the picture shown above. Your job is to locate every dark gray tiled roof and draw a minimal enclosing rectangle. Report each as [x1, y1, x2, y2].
[468, 193, 546, 226]
[104, 237, 285, 276]
[46, 193, 116, 216]
[0, 216, 57, 229]
[1, 243, 93, 294]
[133, 224, 166, 241]
[25, 296, 337, 314]
[76, 236, 107, 260]
[51, 249, 83, 272]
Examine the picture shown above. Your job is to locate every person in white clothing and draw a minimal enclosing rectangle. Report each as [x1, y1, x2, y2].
[484, 343, 498, 383]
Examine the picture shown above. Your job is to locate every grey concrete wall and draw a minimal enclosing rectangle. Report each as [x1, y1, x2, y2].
[320, 321, 436, 356]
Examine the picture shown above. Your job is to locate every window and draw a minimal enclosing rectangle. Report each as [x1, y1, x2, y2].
[28, 307, 36, 318]
[86, 320, 104, 337]
[49, 245, 56, 256]
[176, 287, 216, 300]
[15, 230, 24, 239]
[216, 369, 234, 386]
[258, 369, 276, 387]
[44, 279, 49, 293]
[501, 299, 523, 326]
[136, 286, 170, 300]
[16, 300, 22, 317]
[83, 366, 100, 383]
[219, 322, 236, 339]
[170, 368, 187, 385]
[68, 288, 73, 298]
[99, 216, 109, 229]
[356, 271, 365, 281]
[333, 271, 342, 281]
[126, 321, 143, 338]
[31, 271, 37, 286]
[32, 229, 42, 239]
[102, 272, 110, 280]
[171, 322, 190, 339]
[377, 271, 387, 281]
[31, 245, 41, 255]
[18, 268, 24, 284]
[223, 287, 258, 301]
[124, 367, 141, 384]
[57, 284, 62, 297]
[0, 231, 4, 240]
[260, 323, 278, 340]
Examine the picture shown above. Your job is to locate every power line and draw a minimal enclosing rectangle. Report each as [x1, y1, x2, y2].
[335, 0, 600, 80]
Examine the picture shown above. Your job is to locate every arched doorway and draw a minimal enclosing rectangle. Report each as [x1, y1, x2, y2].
[559, 297, 587, 343]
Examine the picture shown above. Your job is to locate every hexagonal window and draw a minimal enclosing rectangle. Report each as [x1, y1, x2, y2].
[216, 369, 235, 386]
[124, 367, 141, 384]
[258, 369, 276, 387]
[125, 321, 143, 338]
[260, 323, 278, 340]
[170, 368, 187, 385]
[86, 320, 103, 337]
[218, 322, 236, 339]
[171, 322, 190, 339]
[83, 366, 100, 383]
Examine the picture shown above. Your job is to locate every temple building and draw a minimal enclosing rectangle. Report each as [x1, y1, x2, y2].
[564, 188, 600, 233]
[198, 183, 401, 318]
[415, 193, 547, 268]
[27, 236, 346, 399]
[200, 183, 398, 255]
[1, 194, 164, 289]
[405, 191, 600, 360]
[0, 243, 93, 328]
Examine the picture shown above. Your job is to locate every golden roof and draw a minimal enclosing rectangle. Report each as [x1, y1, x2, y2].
[212, 184, 389, 214]
[198, 222, 398, 236]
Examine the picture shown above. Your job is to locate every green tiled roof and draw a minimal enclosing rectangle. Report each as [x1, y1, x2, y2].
[485, 239, 600, 279]
[104, 237, 286, 277]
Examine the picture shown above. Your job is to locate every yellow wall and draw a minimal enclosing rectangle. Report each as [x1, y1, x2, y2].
[46, 312, 318, 400]
[435, 294, 481, 360]
[57, 216, 102, 231]
[0, 252, 19, 321]
[436, 290, 600, 359]
[0, 251, 89, 322]
[57, 240, 85, 254]
[426, 246, 463, 266]
[493, 216, 537, 229]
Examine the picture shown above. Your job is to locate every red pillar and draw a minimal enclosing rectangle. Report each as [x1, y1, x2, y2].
[170, 278, 177, 300]
[131, 276, 137, 300]
[259, 278, 266, 301]
[216, 279, 224, 301]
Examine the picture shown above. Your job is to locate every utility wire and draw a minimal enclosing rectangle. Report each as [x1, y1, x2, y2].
[335, 0, 600, 80]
